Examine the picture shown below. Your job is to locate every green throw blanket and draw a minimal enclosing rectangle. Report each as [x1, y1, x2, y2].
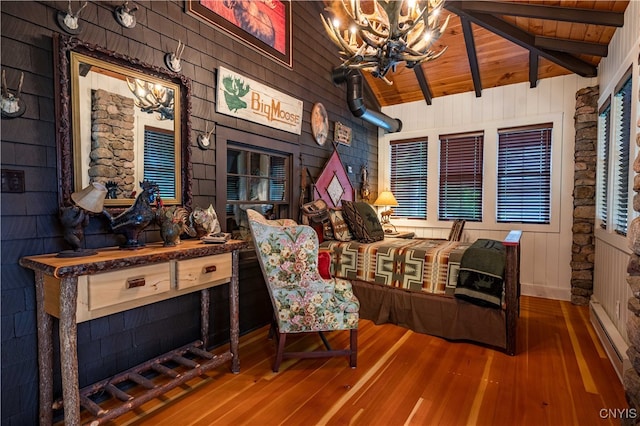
[454, 239, 506, 308]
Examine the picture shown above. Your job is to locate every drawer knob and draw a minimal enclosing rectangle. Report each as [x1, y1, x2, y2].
[203, 265, 217, 273]
[127, 277, 146, 288]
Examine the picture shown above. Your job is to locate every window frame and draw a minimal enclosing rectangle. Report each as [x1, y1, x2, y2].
[496, 123, 553, 225]
[379, 113, 563, 233]
[389, 137, 428, 220]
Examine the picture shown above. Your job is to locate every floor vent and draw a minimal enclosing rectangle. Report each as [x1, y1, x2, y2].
[590, 300, 628, 383]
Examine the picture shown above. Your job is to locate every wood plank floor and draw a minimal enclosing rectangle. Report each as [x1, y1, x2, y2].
[106, 296, 626, 426]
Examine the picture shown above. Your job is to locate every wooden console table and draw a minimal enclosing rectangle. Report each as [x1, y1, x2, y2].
[20, 239, 247, 425]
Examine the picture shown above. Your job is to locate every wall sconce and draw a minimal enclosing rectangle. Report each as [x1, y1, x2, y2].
[58, 182, 108, 257]
[164, 40, 185, 73]
[1, 70, 26, 119]
[57, 0, 88, 35]
[374, 190, 398, 233]
[115, 1, 138, 29]
[197, 122, 215, 150]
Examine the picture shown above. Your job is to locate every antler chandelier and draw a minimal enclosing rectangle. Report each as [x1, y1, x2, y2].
[321, 0, 449, 84]
[125, 77, 174, 121]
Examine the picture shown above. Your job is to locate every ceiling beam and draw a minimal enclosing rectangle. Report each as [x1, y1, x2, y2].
[460, 16, 482, 97]
[534, 36, 609, 57]
[451, 1, 624, 27]
[529, 51, 538, 88]
[414, 66, 433, 106]
[444, 2, 598, 77]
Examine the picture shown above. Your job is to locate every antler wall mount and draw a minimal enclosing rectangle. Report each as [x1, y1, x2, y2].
[1, 70, 26, 119]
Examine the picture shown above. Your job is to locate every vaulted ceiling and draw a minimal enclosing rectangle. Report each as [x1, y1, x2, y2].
[350, 0, 630, 108]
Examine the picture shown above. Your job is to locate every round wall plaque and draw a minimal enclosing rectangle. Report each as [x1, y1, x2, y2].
[311, 102, 328, 146]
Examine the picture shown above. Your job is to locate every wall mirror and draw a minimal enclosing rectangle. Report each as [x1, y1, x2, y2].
[54, 34, 192, 209]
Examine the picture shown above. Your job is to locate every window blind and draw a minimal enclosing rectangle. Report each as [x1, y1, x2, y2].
[439, 132, 483, 221]
[597, 102, 611, 229]
[497, 124, 552, 224]
[144, 127, 175, 199]
[390, 138, 428, 219]
[612, 75, 632, 236]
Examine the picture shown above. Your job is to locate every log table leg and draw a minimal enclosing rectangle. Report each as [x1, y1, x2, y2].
[230, 250, 240, 373]
[34, 272, 53, 426]
[59, 276, 81, 424]
[201, 288, 210, 349]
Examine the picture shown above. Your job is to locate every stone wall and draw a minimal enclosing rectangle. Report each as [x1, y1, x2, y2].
[572, 86, 598, 305]
[624, 50, 640, 425]
[90, 89, 136, 198]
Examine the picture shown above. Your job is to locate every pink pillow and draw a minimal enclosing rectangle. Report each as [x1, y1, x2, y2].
[318, 251, 332, 279]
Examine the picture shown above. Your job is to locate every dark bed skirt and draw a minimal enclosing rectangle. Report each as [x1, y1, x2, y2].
[351, 280, 508, 351]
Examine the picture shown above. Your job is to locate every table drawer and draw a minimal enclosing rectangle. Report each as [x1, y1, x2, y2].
[87, 263, 171, 310]
[175, 253, 232, 290]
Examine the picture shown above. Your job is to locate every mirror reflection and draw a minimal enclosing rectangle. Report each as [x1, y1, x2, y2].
[71, 52, 181, 205]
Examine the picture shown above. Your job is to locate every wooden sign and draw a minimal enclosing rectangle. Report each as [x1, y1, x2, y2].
[334, 122, 352, 146]
[216, 66, 303, 134]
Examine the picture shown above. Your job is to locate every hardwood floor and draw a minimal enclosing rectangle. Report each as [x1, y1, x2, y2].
[108, 296, 626, 426]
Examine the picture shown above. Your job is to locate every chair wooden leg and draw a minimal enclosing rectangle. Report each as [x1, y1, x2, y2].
[349, 329, 357, 368]
[273, 332, 287, 372]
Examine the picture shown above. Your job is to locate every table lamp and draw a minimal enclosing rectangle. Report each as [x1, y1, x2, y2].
[57, 182, 108, 257]
[374, 190, 398, 233]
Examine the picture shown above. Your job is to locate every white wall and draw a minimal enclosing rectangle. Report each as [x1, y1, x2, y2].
[380, 73, 597, 301]
[593, 0, 640, 344]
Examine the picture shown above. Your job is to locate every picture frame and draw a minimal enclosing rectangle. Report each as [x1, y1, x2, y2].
[186, 0, 292, 68]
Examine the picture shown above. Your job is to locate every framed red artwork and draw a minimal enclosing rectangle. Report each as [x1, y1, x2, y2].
[186, 0, 292, 68]
[313, 149, 354, 208]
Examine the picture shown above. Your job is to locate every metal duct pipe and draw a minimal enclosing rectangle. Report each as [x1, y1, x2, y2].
[332, 68, 402, 133]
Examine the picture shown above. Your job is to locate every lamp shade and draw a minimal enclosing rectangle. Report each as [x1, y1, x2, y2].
[71, 182, 107, 213]
[373, 191, 398, 207]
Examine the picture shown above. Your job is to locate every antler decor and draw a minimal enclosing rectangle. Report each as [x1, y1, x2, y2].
[57, 0, 88, 34]
[1, 70, 26, 119]
[164, 40, 186, 73]
[125, 77, 174, 120]
[321, 0, 449, 85]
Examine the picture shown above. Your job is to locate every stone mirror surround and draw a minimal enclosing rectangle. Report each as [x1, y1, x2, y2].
[55, 33, 193, 210]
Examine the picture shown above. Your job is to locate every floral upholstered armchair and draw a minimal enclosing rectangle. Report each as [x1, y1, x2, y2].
[246, 209, 359, 372]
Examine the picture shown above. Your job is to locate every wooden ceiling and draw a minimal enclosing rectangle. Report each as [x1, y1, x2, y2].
[350, 1, 630, 107]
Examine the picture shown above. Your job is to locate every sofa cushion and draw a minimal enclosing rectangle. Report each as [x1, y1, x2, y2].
[328, 208, 352, 241]
[341, 200, 384, 243]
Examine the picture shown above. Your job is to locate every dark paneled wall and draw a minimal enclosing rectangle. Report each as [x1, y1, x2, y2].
[0, 1, 378, 424]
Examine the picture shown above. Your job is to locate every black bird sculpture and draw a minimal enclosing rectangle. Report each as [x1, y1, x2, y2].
[103, 179, 159, 249]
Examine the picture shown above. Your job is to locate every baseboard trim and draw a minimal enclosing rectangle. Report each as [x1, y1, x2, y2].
[590, 299, 628, 383]
[521, 283, 571, 301]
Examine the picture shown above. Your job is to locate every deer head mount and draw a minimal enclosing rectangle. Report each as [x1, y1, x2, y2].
[57, 0, 88, 35]
[115, 1, 138, 29]
[164, 40, 185, 73]
[1, 70, 26, 119]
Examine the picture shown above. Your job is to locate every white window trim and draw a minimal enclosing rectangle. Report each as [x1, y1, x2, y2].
[595, 47, 639, 251]
[379, 112, 564, 233]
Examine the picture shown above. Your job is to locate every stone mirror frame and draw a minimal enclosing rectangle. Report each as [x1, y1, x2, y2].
[54, 33, 192, 210]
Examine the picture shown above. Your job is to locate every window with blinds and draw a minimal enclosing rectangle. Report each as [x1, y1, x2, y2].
[390, 138, 428, 219]
[496, 124, 552, 224]
[439, 132, 483, 221]
[597, 101, 611, 229]
[612, 74, 632, 236]
[226, 145, 290, 220]
[144, 126, 175, 199]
